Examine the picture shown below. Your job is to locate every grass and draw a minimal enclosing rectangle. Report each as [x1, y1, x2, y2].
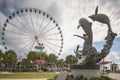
[0, 72, 57, 79]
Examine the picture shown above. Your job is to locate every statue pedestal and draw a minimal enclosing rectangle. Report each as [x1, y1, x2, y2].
[70, 64, 100, 78]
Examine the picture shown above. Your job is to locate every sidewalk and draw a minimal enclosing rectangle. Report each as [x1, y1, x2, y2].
[107, 73, 120, 80]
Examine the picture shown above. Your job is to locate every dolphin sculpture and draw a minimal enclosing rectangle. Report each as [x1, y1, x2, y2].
[78, 18, 93, 47]
[89, 6, 112, 32]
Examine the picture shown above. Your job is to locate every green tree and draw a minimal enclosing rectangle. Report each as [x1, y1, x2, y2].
[3, 50, 17, 70]
[56, 59, 64, 66]
[21, 58, 29, 69]
[48, 53, 58, 64]
[27, 51, 39, 69]
[56, 59, 65, 71]
[47, 54, 58, 71]
[0, 50, 4, 61]
[39, 52, 48, 62]
[65, 55, 77, 65]
[0, 50, 4, 68]
[27, 51, 38, 62]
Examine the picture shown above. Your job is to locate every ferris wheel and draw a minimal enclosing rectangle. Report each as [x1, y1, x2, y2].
[1, 8, 63, 55]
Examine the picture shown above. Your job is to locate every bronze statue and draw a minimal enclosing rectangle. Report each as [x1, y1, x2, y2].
[74, 6, 117, 65]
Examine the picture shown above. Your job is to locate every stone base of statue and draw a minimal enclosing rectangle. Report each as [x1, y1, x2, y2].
[70, 64, 100, 78]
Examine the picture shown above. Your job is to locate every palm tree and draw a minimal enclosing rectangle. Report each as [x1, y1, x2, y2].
[65, 55, 77, 65]
[3, 50, 18, 71]
[0, 50, 4, 69]
[27, 51, 38, 62]
[56, 59, 65, 71]
[39, 52, 48, 61]
[57, 59, 64, 66]
[21, 58, 29, 69]
[27, 51, 38, 69]
[47, 53, 58, 71]
[48, 54, 58, 64]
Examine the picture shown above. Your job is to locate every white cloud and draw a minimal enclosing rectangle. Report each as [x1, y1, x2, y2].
[0, 12, 6, 45]
[0, 0, 120, 59]
[0, 12, 6, 24]
[105, 51, 120, 64]
[55, 0, 120, 58]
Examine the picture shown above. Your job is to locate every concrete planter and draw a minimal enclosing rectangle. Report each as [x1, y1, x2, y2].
[70, 64, 100, 78]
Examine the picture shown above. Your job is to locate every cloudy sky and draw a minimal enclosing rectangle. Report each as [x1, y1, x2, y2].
[0, 0, 120, 63]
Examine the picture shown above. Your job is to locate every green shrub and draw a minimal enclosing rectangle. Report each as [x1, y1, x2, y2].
[43, 68, 48, 72]
[89, 77, 101, 80]
[22, 69, 36, 72]
[66, 75, 114, 80]
[75, 75, 88, 80]
[48, 74, 115, 80]
[66, 74, 74, 80]
[100, 76, 114, 80]
[47, 75, 58, 80]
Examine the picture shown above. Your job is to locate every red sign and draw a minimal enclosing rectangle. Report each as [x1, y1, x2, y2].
[36, 60, 45, 64]
[99, 61, 111, 65]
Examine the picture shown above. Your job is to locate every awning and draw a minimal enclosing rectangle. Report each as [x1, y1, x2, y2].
[36, 59, 45, 64]
[99, 61, 111, 65]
